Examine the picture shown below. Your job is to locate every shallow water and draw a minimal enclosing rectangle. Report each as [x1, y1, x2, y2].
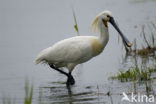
[0, 0, 156, 104]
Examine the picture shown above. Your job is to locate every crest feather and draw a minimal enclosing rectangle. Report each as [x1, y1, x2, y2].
[91, 15, 100, 34]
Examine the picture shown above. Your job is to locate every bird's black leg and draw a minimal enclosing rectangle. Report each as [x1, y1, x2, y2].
[66, 72, 75, 86]
[49, 65, 75, 86]
[50, 65, 68, 77]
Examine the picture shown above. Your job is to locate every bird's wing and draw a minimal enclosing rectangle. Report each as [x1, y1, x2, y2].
[45, 36, 94, 63]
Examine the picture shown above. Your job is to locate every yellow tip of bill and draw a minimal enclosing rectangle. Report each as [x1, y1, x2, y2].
[128, 43, 132, 47]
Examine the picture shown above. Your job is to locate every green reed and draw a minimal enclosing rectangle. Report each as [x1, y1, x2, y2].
[111, 65, 156, 82]
[24, 79, 33, 104]
[2, 79, 34, 104]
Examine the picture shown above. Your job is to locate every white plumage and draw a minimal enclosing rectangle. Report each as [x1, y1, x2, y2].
[35, 10, 131, 85]
[35, 36, 105, 72]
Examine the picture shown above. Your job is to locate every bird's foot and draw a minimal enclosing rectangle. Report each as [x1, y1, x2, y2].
[49, 65, 75, 86]
[66, 73, 75, 86]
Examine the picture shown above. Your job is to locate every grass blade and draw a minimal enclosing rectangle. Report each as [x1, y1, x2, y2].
[72, 8, 80, 36]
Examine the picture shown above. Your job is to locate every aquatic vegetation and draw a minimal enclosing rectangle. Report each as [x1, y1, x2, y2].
[132, 24, 156, 56]
[2, 9, 156, 104]
[72, 8, 80, 36]
[38, 88, 43, 104]
[111, 65, 156, 82]
[123, 22, 156, 56]
[24, 79, 33, 104]
[2, 80, 34, 104]
[136, 47, 156, 56]
[2, 96, 16, 104]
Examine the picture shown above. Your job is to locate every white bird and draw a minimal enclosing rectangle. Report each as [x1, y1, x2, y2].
[34, 10, 132, 86]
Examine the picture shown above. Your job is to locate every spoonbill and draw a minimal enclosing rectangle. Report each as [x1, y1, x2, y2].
[34, 10, 132, 86]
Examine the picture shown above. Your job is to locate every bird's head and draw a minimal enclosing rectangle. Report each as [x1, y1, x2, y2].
[91, 10, 132, 47]
[99, 10, 113, 22]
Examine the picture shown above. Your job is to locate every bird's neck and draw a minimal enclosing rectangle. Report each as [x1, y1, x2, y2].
[98, 19, 109, 47]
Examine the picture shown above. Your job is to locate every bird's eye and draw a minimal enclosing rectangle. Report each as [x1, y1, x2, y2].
[107, 15, 110, 18]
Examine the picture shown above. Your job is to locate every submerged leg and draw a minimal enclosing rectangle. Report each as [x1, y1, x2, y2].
[66, 72, 75, 86]
[49, 65, 75, 86]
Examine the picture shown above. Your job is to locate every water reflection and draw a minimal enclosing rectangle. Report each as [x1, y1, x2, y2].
[39, 53, 156, 104]
[120, 53, 156, 71]
[0, 0, 156, 104]
[40, 82, 98, 104]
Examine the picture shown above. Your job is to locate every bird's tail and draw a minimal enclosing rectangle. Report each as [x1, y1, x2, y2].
[34, 47, 51, 64]
[34, 56, 43, 64]
[34, 52, 45, 64]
